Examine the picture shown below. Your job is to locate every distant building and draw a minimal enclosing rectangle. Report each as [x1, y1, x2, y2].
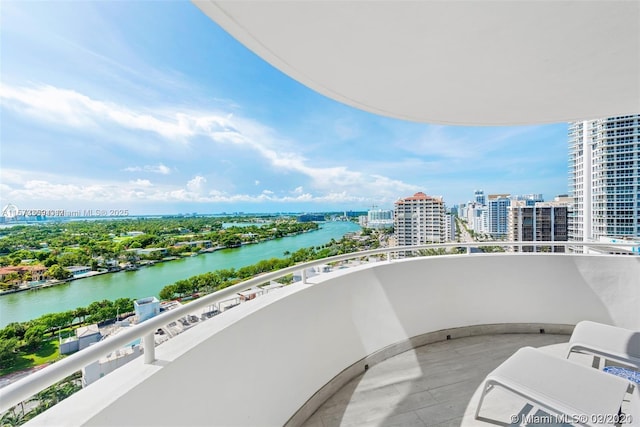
[0, 265, 47, 282]
[76, 324, 102, 350]
[487, 194, 511, 238]
[65, 265, 92, 277]
[474, 189, 485, 206]
[569, 116, 640, 243]
[134, 297, 160, 323]
[297, 214, 325, 222]
[366, 209, 394, 229]
[465, 203, 488, 235]
[394, 192, 446, 247]
[60, 337, 79, 355]
[507, 199, 569, 252]
[445, 213, 456, 242]
[60, 324, 103, 355]
[82, 344, 143, 387]
[173, 240, 212, 249]
[127, 248, 168, 256]
[512, 194, 544, 206]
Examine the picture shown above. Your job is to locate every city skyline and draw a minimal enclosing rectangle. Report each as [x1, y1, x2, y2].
[1, 2, 569, 215]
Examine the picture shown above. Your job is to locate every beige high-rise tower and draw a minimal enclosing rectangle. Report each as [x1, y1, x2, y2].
[394, 192, 446, 247]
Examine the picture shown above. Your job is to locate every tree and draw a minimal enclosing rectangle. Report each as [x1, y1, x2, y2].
[46, 264, 71, 280]
[159, 285, 176, 301]
[0, 322, 27, 341]
[43, 255, 57, 267]
[24, 324, 46, 350]
[0, 337, 19, 367]
[220, 234, 242, 248]
[114, 298, 134, 317]
[48, 311, 74, 334]
[4, 272, 20, 283]
[73, 307, 89, 324]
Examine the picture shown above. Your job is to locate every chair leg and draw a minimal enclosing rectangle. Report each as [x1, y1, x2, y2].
[475, 379, 494, 419]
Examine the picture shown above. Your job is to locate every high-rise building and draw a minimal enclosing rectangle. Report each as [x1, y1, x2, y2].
[366, 209, 394, 229]
[394, 192, 446, 246]
[512, 194, 544, 206]
[487, 194, 511, 238]
[569, 116, 640, 241]
[508, 198, 569, 252]
[474, 189, 485, 206]
[464, 202, 488, 235]
[445, 212, 457, 242]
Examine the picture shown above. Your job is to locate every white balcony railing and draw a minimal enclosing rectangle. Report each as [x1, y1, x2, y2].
[0, 241, 638, 415]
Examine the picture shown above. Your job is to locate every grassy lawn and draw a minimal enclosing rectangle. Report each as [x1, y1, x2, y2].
[0, 339, 60, 376]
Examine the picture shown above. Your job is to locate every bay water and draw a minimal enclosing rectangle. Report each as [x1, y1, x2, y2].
[0, 221, 359, 327]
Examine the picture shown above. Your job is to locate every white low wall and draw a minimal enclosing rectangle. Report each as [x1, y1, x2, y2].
[27, 254, 640, 426]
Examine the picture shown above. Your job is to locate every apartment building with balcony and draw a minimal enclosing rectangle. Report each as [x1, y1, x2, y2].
[507, 198, 569, 252]
[569, 115, 640, 242]
[394, 192, 446, 246]
[486, 194, 511, 238]
[366, 209, 394, 230]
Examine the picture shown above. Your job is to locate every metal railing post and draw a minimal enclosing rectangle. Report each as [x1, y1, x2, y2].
[143, 333, 155, 364]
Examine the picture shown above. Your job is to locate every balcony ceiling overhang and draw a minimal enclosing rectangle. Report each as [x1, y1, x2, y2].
[194, 1, 639, 126]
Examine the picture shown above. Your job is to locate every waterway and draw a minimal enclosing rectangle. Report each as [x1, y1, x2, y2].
[0, 221, 360, 327]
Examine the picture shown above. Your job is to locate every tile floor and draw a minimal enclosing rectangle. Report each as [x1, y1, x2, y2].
[300, 333, 571, 427]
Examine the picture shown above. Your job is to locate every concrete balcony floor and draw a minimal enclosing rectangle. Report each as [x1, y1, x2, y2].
[301, 333, 571, 427]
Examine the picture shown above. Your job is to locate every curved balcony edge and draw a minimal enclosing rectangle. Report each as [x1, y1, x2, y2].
[2, 246, 639, 426]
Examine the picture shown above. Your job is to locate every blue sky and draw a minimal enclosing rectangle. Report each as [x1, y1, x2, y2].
[0, 2, 569, 215]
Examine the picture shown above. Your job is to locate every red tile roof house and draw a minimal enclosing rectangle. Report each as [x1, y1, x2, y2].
[0, 265, 48, 283]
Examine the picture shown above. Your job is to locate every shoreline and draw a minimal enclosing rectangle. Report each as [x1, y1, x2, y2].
[0, 226, 320, 298]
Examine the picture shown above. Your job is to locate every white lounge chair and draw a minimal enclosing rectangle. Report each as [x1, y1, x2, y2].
[567, 320, 640, 369]
[475, 346, 633, 426]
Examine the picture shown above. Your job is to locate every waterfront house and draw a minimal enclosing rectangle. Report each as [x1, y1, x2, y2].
[0, 265, 47, 283]
[65, 265, 92, 277]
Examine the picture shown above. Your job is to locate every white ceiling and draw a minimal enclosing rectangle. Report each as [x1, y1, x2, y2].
[194, 1, 640, 126]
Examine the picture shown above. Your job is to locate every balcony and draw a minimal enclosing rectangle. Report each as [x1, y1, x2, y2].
[300, 332, 571, 427]
[1, 243, 638, 426]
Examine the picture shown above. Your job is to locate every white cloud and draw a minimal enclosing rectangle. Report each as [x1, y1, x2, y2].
[0, 83, 233, 141]
[123, 163, 171, 175]
[186, 176, 206, 194]
[129, 179, 152, 187]
[254, 180, 260, 185]
[0, 168, 378, 207]
[1, 83, 421, 205]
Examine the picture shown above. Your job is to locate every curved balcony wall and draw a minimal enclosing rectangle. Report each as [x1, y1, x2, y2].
[26, 254, 640, 426]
